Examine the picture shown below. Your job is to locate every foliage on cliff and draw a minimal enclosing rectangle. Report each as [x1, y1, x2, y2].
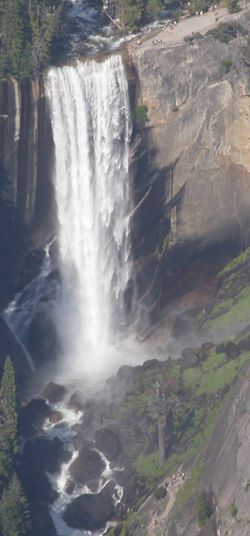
[0, 0, 65, 79]
[107, 0, 163, 31]
[0, 356, 31, 536]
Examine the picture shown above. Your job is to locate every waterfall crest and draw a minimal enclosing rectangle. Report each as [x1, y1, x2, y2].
[46, 56, 135, 381]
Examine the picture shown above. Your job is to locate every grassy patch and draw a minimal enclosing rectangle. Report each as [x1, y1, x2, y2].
[183, 348, 249, 396]
[211, 298, 234, 318]
[218, 247, 250, 277]
[208, 286, 250, 333]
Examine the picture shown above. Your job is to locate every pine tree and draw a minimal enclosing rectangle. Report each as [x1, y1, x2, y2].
[0, 0, 31, 78]
[0, 472, 31, 536]
[0, 356, 18, 488]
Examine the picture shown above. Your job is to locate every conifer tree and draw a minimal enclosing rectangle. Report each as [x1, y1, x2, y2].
[0, 472, 31, 536]
[0, 356, 18, 489]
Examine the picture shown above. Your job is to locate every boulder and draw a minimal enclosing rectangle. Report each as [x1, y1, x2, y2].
[49, 411, 63, 424]
[238, 338, 250, 352]
[69, 447, 105, 485]
[29, 503, 56, 536]
[181, 348, 199, 365]
[65, 480, 75, 495]
[43, 381, 66, 403]
[23, 436, 71, 473]
[17, 464, 58, 504]
[63, 493, 115, 531]
[68, 390, 85, 409]
[216, 343, 225, 355]
[116, 365, 134, 381]
[95, 428, 120, 461]
[225, 342, 240, 360]
[141, 359, 160, 370]
[18, 398, 51, 438]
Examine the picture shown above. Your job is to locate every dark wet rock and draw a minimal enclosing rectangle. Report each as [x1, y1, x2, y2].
[100, 480, 116, 498]
[225, 341, 240, 360]
[49, 411, 63, 424]
[26, 305, 59, 366]
[116, 365, 134, 381]
[65, 480, 76, 495]
[216, 343, 225, 354]
[86, 478, 101, 493]
[238, 338, 250, 352]
[181, 348, 199, 365]
[17, 463, 58, 504]
[115, 503, 128, 519]
[202, 342, 215, 351]
[63, 493, 115, 531]
[69, 447, 105, 485]
[141, 358, 160, 370]
[23, 436, 72, 473]
[18, 398, 51, 438]
[95, 428, 120, 461]
[73, 438, 95, 452]
[125, 389, 135, 397]
[29, 502, 56, 536]
[43, 381, 67, 403]
[68, 390, 85, 409]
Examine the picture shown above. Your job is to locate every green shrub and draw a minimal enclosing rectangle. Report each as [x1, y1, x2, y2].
[206, 22, 245, 43]
[221, 59, 233, 72]
[198, 494, 213, 527]
[244, 482, 250, 492]
[154, 486, 167, 500]
[231, 502, 238, 517]
[134, 105, 149, 123]
[184, 32, 203, 44]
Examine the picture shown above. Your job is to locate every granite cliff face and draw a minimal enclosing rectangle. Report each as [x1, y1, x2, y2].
[0, 77, 55, 309]
[0, 77, 54, 239]
[130, 15, 250, 303]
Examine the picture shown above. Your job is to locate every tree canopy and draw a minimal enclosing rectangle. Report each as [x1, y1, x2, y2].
[107, 0, 163, 31]
[0, 0, 65, 79]
[0, 356, 31, 536]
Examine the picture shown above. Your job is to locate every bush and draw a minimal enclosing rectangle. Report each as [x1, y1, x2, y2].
[154, 486, 167, 500]
[231, 502, 238, 517]
[221, 58, 233, 72]
[198, 494, 213, 527]
[134, 105, 149, 123]
[206, 22, 245, 43]
[189, 1, 209, 15]
[184, 32, 203, 44]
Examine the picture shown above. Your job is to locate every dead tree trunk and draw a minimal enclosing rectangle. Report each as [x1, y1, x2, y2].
[156, 382, 166, 467]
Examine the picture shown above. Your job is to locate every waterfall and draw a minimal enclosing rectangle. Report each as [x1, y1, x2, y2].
[46, 56, 135, 382]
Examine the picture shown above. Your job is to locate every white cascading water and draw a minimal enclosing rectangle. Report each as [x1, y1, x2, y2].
[46, 56, 135, 383]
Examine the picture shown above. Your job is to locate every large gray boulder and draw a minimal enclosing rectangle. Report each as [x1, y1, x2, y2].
[95, 428, 120, 461]
[63, 493, 115, 531]
[69, 447, 105, 485]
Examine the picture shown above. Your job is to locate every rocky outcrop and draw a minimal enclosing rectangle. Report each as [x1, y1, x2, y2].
[0, 77, 55, 309]
[132, 17, 250, 248]
[129, 12, 250, 309]
[199, 360, 250, 536]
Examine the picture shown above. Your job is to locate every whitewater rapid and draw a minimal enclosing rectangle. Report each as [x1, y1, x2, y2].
[46, 56, 135, 382]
